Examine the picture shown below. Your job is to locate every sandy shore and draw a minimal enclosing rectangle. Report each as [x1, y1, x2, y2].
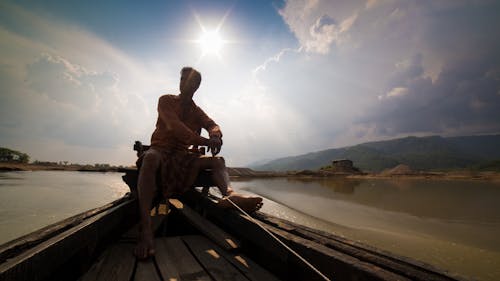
[347, 171, 500, 181]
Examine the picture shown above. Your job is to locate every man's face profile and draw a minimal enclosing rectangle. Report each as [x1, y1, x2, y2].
[179, 71, 198, 98]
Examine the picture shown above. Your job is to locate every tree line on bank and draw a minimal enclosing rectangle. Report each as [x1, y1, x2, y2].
[0, 147, 29, 163]
[0, 147, 124, 170]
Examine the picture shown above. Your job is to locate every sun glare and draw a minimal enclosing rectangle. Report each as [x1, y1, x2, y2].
[191, 9, 234, 61]
[198, 30, 224, 56]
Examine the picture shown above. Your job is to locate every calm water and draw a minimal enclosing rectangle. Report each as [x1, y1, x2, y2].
[232, 178, 500, 281]
[1, 172, 499, 280]
[0, 171, 129, 244]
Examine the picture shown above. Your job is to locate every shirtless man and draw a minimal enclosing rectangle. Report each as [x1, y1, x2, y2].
[135, 67, 263, 259]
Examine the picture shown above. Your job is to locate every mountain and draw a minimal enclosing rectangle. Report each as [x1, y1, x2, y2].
[251, 134, 500, 172]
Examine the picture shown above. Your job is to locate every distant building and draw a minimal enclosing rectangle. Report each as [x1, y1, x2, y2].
[329, 159, 362, 174]
[332, 159, 353, 168]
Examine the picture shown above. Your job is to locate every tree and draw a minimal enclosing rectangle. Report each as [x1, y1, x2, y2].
[0, 147, 30, 163]
[19, 153, 29, 163]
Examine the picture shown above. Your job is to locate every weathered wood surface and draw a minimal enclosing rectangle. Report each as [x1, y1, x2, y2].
[169, 198, 240, 252]
[81, 235, 274, 281]
[183, 235, 280, 281]
[135, 259, 161, 281]
[121, 212, 167, 241]
[80, 242, 135, 281]
[0, 197, 136, 281]
[182, 235, 249, 281]
[259, 219, 410, 281]
[0, 194, 132, 263]
[181, 190, 465, 281]
[155, 237, 211, 281]
[256, 213, 465, 281]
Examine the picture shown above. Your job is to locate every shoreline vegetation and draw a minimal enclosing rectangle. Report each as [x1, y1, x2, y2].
[0, 162, 128, 173]
[2, 141, 500, 180]
[2, 162, 500, 181]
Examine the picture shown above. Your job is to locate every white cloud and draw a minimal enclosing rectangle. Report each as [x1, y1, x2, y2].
[252, 0, 500, 165]
[386, 87, 408, 98]
[279, 0, 359, 54]
[0, 3, 165, 165]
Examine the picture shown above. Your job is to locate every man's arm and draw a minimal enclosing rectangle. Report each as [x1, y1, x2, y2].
[197, 108, 223, 155]
[198, 108, 223, 139]
[158, 96, 208, 146]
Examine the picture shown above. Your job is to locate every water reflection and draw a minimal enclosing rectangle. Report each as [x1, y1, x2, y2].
[287, 178, 361, 194]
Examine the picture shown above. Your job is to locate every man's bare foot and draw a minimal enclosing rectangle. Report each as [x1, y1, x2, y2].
[134, 229, 155, 259]
[217, 193, 263, 213]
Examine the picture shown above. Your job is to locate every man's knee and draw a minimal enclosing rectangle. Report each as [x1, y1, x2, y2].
[141, 149, 161, 170]
[212, 157, 226, 169]
[196, 156, 225, 170]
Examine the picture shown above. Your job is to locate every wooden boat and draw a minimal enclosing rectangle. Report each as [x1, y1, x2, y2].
[0, 144, 467, 281]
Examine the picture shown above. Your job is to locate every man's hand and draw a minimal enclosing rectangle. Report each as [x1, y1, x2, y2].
[207, 137, 222, 156]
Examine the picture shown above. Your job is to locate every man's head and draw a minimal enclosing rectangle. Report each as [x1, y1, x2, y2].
[179, 67, 202, 100]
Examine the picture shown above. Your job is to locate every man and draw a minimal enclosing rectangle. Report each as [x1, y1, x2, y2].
[135, 67, 263, 259]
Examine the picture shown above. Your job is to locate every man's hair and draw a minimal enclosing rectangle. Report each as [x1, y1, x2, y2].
[181, 66, 202, 88]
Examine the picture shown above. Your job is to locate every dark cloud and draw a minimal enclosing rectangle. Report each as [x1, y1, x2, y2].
[356, 0, 500, 137]
[364, 53, 500, 136]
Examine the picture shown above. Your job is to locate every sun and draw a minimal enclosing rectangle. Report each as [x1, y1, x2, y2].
[197, 30, 225, 56]
[191, 9, 235, 60]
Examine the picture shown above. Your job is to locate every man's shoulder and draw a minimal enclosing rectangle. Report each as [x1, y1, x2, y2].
[159, 94, 178, 100]
[159, 94, 179, 103]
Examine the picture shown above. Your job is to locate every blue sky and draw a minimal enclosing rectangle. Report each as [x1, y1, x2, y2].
[1, 0, 499, 166]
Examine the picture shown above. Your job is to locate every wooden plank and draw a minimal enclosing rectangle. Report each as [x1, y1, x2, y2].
[155, 237, 211, 281]
[182, 235, 248, 281]
[168, 199, 240, 252]
[0, 199, 136, 281]
[182, 191, 412, 281]
[261, 222, 410, 281]
[256, 213, 463, 281]
[186, 236, 280, 281]
[219, 253, 280, 281]
[135, 259, 161, 281]
[80, 242, 135, 281]
[121, 212, 167, 241]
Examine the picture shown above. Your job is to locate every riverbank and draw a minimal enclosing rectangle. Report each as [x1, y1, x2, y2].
[3, 162, 500, 181]
[0, 162, 125, 172]
[247, 169, 500, 181]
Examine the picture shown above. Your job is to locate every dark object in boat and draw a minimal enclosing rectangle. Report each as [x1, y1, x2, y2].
[0, 142, 467, 281]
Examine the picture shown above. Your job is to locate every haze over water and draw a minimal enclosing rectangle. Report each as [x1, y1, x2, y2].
[1, 171, 499, 280]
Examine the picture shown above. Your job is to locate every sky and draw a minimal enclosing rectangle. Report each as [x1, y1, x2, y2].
[0, 0, 499, 167]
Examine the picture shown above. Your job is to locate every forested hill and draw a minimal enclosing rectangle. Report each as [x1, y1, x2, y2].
[251, 135, 500, 172]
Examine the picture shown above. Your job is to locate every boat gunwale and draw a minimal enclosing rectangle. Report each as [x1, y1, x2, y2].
[0, 193, 133, 263]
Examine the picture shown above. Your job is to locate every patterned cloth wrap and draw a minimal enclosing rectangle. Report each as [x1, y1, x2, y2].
[137, 147, 201, 198]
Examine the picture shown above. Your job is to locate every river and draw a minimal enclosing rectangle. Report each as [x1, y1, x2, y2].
[1, 171, 499, 280]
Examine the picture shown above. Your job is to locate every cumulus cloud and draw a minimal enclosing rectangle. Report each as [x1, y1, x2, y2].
[26, 53, 118, 108]
[252, 0, 500, 161]
[279, 0, 360, 54]
[2, 0, 500, 167]
[0, 3, 164, 164]
[381, 87, 408, 99]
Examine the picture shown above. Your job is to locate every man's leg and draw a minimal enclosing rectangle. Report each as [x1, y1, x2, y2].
[185, 157, 263, 212]
[134, 149, 161, 259]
